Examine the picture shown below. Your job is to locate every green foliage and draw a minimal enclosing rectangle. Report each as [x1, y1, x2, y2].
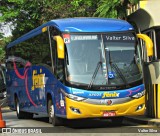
[0, 32, 4, 39]
[0, 37, 11, 63]
[130, 0, 139, 4]
[0, 0, 98, 38]
[0, 48, 5, 63]
[94, 0, 140, 19]
[94, 0, 120, 18]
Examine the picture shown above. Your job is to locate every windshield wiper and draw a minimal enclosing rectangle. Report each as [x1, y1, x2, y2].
[108, 50, 128, 84]
[87, 61, 102, 89]
[111, 63, 128, 84]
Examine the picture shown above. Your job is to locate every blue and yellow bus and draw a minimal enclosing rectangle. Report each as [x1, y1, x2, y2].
[6, 18, 153, 126]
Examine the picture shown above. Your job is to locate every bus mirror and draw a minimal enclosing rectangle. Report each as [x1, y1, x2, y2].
[53, 36, 64, 59]
[137, 34, 153, 57]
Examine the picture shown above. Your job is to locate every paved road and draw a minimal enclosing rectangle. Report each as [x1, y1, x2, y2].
[1, 108, 159, 136]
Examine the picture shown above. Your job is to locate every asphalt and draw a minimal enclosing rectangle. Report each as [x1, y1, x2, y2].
[125, 115, 160, 127]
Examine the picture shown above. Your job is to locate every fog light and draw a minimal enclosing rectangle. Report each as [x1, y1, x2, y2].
[70, 107, 81, 114]
[136, 104, 144, 111]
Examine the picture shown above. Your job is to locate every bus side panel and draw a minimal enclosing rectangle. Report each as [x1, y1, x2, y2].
[6, 64, 68, 116]
[6, 67, 34, 111]
[53, 83, 67, 117]
[6, 69, 17, 110]
[21, 65, 67, 117]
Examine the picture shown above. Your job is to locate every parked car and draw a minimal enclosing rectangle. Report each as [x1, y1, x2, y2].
[0, 64, 6, 99]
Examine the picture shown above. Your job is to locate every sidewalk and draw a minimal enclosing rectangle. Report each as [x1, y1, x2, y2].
[125, 115, 160, 127]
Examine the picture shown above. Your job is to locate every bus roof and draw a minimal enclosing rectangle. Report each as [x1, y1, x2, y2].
[7, 18, 134, 48]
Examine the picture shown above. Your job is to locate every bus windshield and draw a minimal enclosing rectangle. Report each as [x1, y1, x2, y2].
[64, 33, 142, 87]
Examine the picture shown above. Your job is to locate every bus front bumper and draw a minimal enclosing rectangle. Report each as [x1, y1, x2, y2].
[65, 96, 145, 119]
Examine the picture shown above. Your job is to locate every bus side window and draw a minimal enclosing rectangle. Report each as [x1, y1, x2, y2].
[49, 26, 61, 75]
[56, 59, 64, 81]
[52, 40, 65, 82]
[49, 26, 65, 82]
[51, 40, 57, 74]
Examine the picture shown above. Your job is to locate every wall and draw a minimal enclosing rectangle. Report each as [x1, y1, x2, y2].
[127, 0, 160, 31]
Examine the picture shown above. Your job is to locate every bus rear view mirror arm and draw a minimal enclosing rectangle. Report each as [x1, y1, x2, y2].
[137, 34, 153, 57]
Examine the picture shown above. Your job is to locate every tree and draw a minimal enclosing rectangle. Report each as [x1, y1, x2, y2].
[0, 0, 99, 61]
[0, 33, 3, 39]
[0, 0, 98, 39]
[94, 0, 139, 19]
[0, 24, 5, 63]
[0, 37, 11, 63]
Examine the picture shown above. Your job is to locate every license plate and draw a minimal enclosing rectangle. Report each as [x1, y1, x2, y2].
[103, 111, 116, 117]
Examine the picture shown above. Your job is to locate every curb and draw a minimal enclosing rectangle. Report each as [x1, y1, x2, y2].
[1, 107, 10, 110]
[125, 116, 160, 127]
[148, 121, 160, 127]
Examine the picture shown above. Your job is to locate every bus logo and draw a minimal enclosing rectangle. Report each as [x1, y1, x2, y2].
[32, 69, 45, 90]
[63, 34, 70, 43]
[107, 100, 112, 105]
[100, 99, 112, 105]
[102, 92, 120, 98]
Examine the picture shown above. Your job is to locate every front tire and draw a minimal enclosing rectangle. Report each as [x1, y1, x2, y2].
[15, 97, 33, 119]
[48, 99, 62, 126]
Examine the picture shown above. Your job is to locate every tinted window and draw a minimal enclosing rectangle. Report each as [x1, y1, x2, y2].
[7, 31, 51, 67]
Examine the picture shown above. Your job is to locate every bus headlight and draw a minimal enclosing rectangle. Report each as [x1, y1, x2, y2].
[131, 91, 145, 99]
[59, 89, 86, 102]
[67, 94, 86, 101]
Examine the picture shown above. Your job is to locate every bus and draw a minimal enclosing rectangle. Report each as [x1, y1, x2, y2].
[6, 18, 153, 126]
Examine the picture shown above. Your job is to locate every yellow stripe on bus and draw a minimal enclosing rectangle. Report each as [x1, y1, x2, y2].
[154, 84, 157, 118]
[157, 84, 160, 118]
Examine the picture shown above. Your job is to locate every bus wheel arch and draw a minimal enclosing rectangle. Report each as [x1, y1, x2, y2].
[47, 94, 63, 126]
[14, 94, 19, 112]
[15, 94, 33, 119]
[46, 93, 52, 114]
[15, 95, 24, 119]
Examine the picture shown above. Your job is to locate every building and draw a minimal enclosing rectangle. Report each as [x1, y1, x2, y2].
[127, 0, 160, 31]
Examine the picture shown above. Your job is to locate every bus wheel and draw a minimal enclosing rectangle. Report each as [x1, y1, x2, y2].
[48, 99, 62, 126]
[15, 97, 33, 119]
